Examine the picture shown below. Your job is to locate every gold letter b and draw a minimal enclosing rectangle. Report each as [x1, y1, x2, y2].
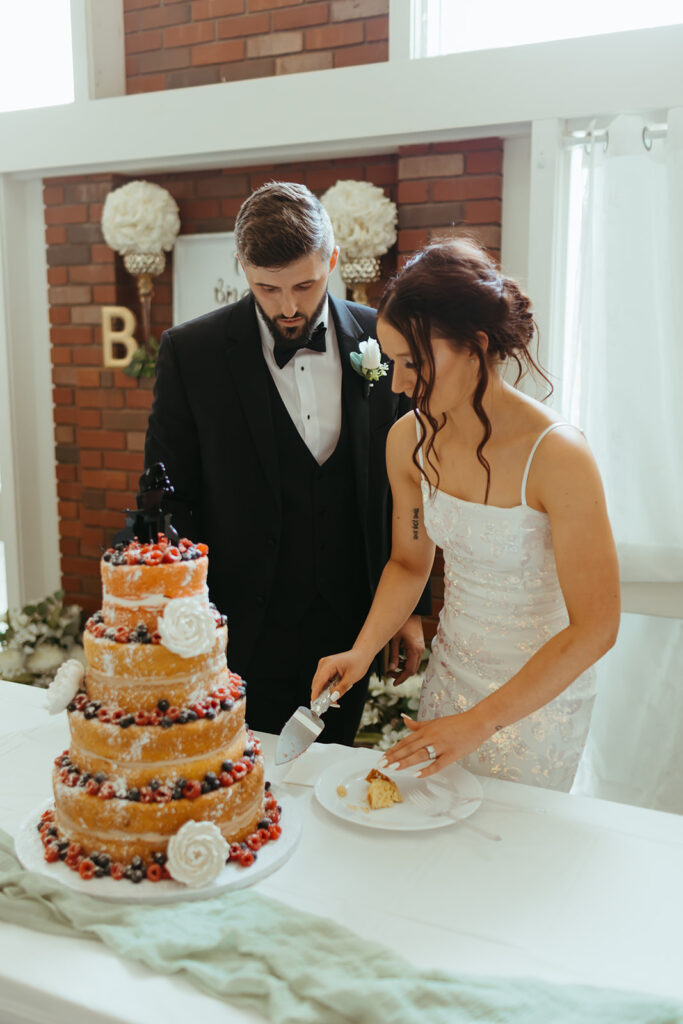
[102, 306, 138, 368]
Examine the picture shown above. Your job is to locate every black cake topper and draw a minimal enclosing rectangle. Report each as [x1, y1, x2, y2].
[113, 462, 180, 547]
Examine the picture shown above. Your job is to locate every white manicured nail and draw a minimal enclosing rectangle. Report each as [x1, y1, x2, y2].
[330, 691, 340, 703]
[386, 763, 399, 772]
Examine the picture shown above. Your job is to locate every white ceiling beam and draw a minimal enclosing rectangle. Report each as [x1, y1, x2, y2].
[1, 23, 682, 179]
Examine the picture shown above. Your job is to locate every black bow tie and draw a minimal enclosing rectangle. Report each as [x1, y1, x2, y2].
[273, 321, 326, 368]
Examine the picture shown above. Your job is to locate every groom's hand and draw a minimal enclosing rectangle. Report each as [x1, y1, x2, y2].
[387, 614, 425, 686]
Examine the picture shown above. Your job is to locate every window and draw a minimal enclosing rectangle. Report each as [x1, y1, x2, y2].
[0, 0, 73, 114]
[414, 0, 683, 57]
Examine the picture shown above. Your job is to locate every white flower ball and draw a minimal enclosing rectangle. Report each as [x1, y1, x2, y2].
[101, 180, 180, 256]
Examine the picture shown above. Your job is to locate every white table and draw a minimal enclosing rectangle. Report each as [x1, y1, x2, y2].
[1, 679, 682, 1024]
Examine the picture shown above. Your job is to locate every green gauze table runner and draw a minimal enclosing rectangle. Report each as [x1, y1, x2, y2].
[1, 831, 681, 1024]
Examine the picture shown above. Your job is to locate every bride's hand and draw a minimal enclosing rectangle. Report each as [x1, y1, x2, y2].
[379, 711, 492, 778]
[311, 650, 370, 703]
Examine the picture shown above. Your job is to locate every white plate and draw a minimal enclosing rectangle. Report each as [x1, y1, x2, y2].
[15, 792, 301, 904]
[314, 749, 482, 832]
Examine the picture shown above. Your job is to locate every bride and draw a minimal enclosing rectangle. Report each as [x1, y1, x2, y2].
[312, 239, 620, 791]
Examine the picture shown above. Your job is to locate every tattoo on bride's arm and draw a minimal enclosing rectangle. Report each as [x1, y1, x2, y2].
[411, 508, 419, 540]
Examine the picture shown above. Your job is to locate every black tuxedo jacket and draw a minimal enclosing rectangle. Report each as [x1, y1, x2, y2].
[143, 292, 430, 675]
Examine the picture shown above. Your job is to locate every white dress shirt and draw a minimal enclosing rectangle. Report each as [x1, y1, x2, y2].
[257, 299, 342, 466]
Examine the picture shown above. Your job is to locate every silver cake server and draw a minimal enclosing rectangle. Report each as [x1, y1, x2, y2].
[274, 675, 340, 765]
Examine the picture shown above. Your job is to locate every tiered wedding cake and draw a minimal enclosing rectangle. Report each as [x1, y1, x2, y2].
[37, 472, 281, 886]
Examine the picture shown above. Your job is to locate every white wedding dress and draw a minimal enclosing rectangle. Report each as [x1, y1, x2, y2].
[418, 421, 596, 792]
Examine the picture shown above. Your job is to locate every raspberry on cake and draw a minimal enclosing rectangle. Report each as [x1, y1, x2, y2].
[365, 768, 403, 809]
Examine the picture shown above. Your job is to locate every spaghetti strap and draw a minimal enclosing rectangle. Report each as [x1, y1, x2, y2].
[414, 410, 425, 469]
[520, 422, 569, 506]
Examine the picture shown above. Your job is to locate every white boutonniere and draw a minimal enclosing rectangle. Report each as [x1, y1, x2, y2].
[350, 338, 388, 387]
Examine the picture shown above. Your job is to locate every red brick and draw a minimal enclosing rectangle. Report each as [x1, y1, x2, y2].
[196, 174, 249, 196]
[54, 426, 75, 444]
[91, 244, 113, 263]
[56, 465, 78, 483]
[217, 12, 269, 37]
[432, 175, 502, 202]
[364, 163, 397, 187]
[53, 387, 74, 405]
[398, 144, 431, 156]
[127, 74, 166, 93]
[43, 185, 64, 205]
[365, 14, 388, 41]
[73, 347, 108, 366]
[192, 0, 244, 18]
[220, 197, 243, 216]
[305, 22, 362, 49]
[50, 307, 70, 325]
[434, 137, 502, 153]
[247, 31, 301, 57]
[191, 39, 244, 64]
[60, 537, 80, 556]
[48, 267, 69, 285]
[126, 28, 163, 53]
[72, 305, 105, 325]
[184, 198, 222, 219]
[45, 205, 88, 226]
[398, 180, 430, 204]
[464, 199, 502, 223]
[51, 326, 94, 346]
[124, 0, 158, 10]
[399, 153, 465, 179]
[397, 228, 429, 252]
[58, 501, 78, 520]
[60, 521, 86, 539]
[125, 390, 155, 409]
[137, 47, 191, 72]
[127, 432, 146, 452]
[249, 0, 299, 9]
[81, 451, 103, 468]
[93, 285, 118, 304]
[124, 10, 140, 31]
[465, 150, 503, 175]
[101, 409, 150, 431]
[139, 3, 191, 28]
[164, 21, 214, 47]
[57, 484, 82, 504]
[69, 264, 116, 284]
[49, 284, 92, 305]
[330, 0, 387, 20]
[80, 390, 126, 409]
[76, 409, 102, 428]
[276, 51, 332, 73]
[81, 469, 128, 490]
[126, 55, 140, 76]
[51, 348, 73, 366]
[272, 3, 328, 30]
[104, 451, 146, 471]
[217, 56, 275, 81]
[54, 407, 79, 425]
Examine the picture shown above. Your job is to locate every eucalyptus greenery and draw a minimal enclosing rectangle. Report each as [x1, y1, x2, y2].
[122, 335, 159, 379]
[0, 590, 84, 687]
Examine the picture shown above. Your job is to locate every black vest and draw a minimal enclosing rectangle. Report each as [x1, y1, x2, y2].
[266, 372, 367, 627]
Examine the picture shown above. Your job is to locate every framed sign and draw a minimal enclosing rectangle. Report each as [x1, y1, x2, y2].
[172, 232, 347, 327]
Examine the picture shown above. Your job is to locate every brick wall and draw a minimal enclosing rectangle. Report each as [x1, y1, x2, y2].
[43, 138, 503, 641]
[124, 0, 389, 93]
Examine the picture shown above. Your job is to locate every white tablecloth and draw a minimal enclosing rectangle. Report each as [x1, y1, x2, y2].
[1, 679, 682, 1024]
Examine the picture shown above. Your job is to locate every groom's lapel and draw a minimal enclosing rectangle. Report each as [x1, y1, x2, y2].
[330, 294, 371, 526]
[221, 294, 281, 510]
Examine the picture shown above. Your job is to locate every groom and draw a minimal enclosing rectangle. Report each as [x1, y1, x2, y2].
[142, 182, 430, 743]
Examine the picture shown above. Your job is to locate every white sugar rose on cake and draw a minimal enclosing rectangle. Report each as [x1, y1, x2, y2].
[38, 529, 282, 885]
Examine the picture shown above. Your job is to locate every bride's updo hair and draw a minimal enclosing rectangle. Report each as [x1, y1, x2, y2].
[377, 237, 552, 503]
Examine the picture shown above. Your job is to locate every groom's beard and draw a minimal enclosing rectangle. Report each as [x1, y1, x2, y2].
[254, 291, 327, 350]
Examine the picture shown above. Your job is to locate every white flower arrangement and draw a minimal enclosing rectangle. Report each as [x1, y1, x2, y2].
[101, 180, 180, 256]
[0, 591, 83, 688]
[350, 337, 389, 386]
[166, 820, 229, 888]
[356, 667, 426, 751]
[321, 180, 397, 259]
[157, 598, 215, 658]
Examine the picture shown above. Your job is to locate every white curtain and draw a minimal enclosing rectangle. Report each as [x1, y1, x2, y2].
[550, 112, 683, 812]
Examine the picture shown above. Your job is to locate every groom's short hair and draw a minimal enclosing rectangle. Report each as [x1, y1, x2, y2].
[235, 181, 335, 268]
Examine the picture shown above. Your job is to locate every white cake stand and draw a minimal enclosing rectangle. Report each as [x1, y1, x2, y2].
[15, 792, 301, 904]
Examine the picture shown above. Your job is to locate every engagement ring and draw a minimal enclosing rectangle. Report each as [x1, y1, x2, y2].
[425, 744, 437, 761]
